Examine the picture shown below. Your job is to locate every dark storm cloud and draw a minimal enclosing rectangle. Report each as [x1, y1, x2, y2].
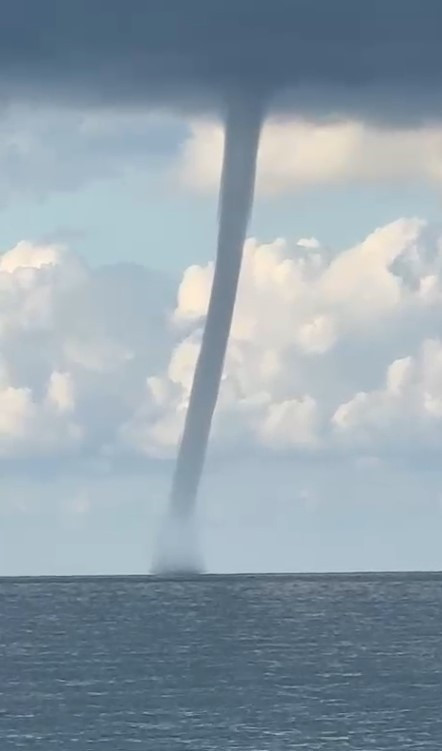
[1, 0, 442, 121]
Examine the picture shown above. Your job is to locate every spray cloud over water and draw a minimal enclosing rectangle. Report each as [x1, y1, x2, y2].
[153, 95, 265, 573]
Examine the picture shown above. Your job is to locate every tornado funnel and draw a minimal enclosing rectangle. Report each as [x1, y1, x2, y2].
[153, 95, 264, 573]
[171, 97, 264, 517]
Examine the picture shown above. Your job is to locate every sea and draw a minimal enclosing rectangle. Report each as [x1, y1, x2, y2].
[1, 573, 441, 750]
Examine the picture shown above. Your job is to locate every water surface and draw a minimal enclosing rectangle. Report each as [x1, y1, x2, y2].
[1, 573, 441, 749]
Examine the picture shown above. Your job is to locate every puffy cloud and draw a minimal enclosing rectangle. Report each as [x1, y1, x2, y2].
[3, 104, 442, 209]
[0, 239, 173, 462]
[297, 237, 321, 250]
[129, 217, 442, 458]
[257, 397, 319, 450]
[332, 338, 442, 450]
[47, 371, 75, 413]
[176, 117, 442, 194]
[3, 217, 442, 468]
[0, 375, 81, 458]
[173, 217, 433, 346]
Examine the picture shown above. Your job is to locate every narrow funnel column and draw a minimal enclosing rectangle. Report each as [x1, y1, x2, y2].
[170, 96, 264, 520]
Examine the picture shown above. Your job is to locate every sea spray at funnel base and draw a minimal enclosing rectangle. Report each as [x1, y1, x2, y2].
[153, 96, 265, 573]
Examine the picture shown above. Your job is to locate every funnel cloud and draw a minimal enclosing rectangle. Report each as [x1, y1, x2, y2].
[172, 100, 264, 509]
[154, 96, 264, 573]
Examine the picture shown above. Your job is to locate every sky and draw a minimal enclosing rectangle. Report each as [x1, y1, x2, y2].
[1, 102, 442, 574]
[1, 4, 442, 575]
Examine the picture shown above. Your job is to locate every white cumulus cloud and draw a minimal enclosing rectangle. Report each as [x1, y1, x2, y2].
[124, 217, 442, 459]
[333, 338, 442, 450]
[3, 218, 442, 467]
[4, 105, 442, 208]
[176, 117, 442, 194]
[0, 239, 172, 461]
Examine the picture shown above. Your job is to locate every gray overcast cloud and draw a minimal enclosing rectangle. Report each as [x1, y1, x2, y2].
[1, 1, 442, 122]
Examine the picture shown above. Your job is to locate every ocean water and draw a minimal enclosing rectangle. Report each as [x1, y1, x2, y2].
[1, 574, 441, 750]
